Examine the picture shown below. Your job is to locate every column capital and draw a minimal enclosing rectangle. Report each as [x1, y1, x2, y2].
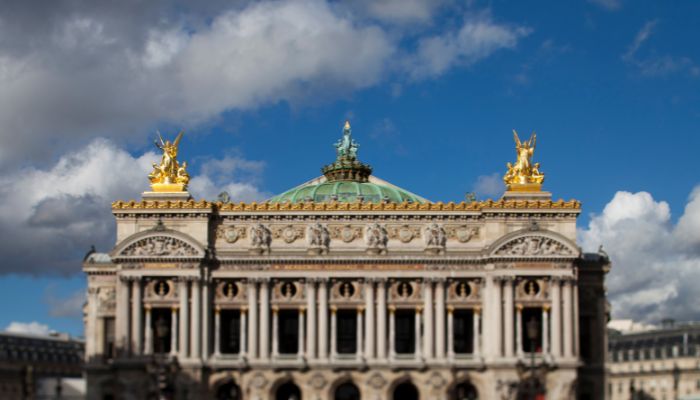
[144, 304, 152, 311]
[473, 306, 481, 315]
[299, 306, 306, 314]
[388, 305, 396, 313]
[447, 305, 454, 313]
[415, 306, 423, 314]
[215, 305, 221, 313]
[516, 303, 524, 311]
[330, 305, 337, 313]
[171, 305, 179, 312]
[543, 304, 551, 312]
[240, 306, 248, 313]
[357, 306, 365, 313]
[272, 305, 279, 313]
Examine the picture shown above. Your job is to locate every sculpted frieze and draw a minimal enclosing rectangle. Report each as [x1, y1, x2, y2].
[444, 225, 480, 243]
[495, 236, 574, 257]
[424, 223, 447, 249]
[216, 225, 247, 243]
[365, 223, 388, 254]
[97, 287, 116, 314]
[271, 225, 305, 244]
[387, 224, 421, 243]
[306, 223, 330, 253]
[249, 224, 271, 252]
[329, 224, 362, 243]
[120, 236, 199, 257]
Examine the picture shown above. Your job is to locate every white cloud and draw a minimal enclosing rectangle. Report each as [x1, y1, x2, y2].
[0, 1, 528, 166]
[0, 138, 265, 275]
[407, 15, 531, 79]
[622, 20, 657, 62]
[622, 20, 697, 77]
[5, 321, 51, 336]
[472, 172, 503, 199]
[579, 189, 700, 323]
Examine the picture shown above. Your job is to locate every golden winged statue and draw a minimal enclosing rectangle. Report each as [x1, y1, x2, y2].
[148, 130, 190, 192]
[503, 130, 544, 191]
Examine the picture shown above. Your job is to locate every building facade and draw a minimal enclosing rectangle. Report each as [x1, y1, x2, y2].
[0, 331, 84, 400]
[608, 321, 700, 400]
[83, 124, 610, 399]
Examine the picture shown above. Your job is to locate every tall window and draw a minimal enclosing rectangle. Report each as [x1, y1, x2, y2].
[221, 310, 241, 354]
[103, 317, 116, 359]
[453, 309, 474, 354]
[522, 307, 543, 353]
[337, 310, 357, 354]
[151, 308, 172, 354]
[395, 310, 415, 354]
[279, 310, 299, 354]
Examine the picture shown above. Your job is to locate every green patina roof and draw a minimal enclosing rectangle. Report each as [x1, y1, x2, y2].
[267, 121, 430, 204]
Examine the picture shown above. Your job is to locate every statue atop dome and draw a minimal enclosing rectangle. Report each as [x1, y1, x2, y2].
[334, 120, 359, 160]
[503, 130, 545, 191]
[148, 130, 190, 192]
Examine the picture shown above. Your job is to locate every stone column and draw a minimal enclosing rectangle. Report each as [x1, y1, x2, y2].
[272, 306, 279, 357]
[318, 279, 329, 360]
[435, 279, 446, 359]
[214, 306, 221, 356]
[503, 277, 515, 358]
[356, 307, 364, 360]
[259, 279, 270, 359]
[364, 280, 375, 360]
[447, 306, 454, 360]
[330, 306, 337, 358]
[170, 307, 178, 356]
[190, 277, 201, 359]
[130, 279, 141, 355]
[563, 278, 574, 358]
[573, 279, 580, 357]
[423, 280, 434, 359]
[202, 278, 210, 360]
[86, 288, 98, 358]
[179, 278, 189, 359]
[306, 281, 317, 359]
[473, 307, 481, 357]
[516, 304, 523, 356]
[377, 280, 387, 360]
[415, 307, 422, 360]
[298, 307, 305, 358]
[388, 305, 396, 359]
[115, 276, 130, 356]
[240, 307, 247, 357]
[550, 278, 562, 357]
[493, 277, 503, 357]
[247, 280, 258, 359]
[543, 305, 550, 355]
[143, 305, 152, 355]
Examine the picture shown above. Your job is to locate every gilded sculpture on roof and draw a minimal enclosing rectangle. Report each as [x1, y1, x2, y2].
[503, 130, 544, 191]
[148, 131, 190, 192]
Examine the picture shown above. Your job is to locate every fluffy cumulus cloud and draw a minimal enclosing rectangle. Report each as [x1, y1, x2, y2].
[5, 321, 52, 336]
[0, 139, 266, 275]
[579, 189, 700, 323]
[0, 0, 528, 166]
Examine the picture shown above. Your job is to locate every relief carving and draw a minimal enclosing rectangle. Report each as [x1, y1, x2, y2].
[329, 225, 362, 243]
[365, 223, 388, 254]
[272, 280, 305, 302]
[387, 225, 421, 243]
[445, 225, 480, 243]
[271, 225, 305, 244]
[216, 225, 246, 243]
[306, 223, 330, 253]
[121, 236, 199, 257]
[424, 223, 446, 250]
[249, 224, 272, 252]
[388, 279, 422, 302]
[98, 287, 116, 314]
[330, 280, 363, 302]
[495, 236, 574, 256]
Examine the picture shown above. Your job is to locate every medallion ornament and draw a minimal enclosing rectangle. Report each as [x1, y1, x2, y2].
[387, 225, 420, 243]
[445, 225, 479, 243]
[271, 225, 304, 243]
[216, 226, 246, 243]
[329, 225, 362, 243]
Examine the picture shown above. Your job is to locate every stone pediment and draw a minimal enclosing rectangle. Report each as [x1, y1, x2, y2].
[490, 230, 579, 258]
[112, 231, 206, 260]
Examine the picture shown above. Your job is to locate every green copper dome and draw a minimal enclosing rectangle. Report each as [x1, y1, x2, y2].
[267, 121, 429, 204]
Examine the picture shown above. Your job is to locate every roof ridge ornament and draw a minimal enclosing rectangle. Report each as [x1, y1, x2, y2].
[148, 130, 190, 192]
[503, 129, 545, 192]
[322, 120, 372, 182]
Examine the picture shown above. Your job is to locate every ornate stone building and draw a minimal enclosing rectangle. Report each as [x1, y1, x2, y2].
[83, 124, 611, 399]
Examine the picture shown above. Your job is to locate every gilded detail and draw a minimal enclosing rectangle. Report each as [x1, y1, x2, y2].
[148, 131, 190, 192]
[503, 130, 545, 192]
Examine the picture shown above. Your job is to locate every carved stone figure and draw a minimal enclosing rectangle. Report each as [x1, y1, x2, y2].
[495, 236, 574, 256]
[250, 224, 271, 251]
[424, 223, 446, 248]
[365, 223, 388, 252]
[121, 236, 199, 257]
[307, 223, 330, 250]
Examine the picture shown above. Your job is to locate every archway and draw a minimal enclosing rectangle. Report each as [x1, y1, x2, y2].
[217, 381, 242, 400]
[276, 381, 302, 400]
[335, 381, 360, 400]
[393, 381, 419, 400]
[452, 381, 478, 400]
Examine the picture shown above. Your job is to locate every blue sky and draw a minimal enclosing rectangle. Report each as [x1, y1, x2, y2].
[0, 0, 699, 336]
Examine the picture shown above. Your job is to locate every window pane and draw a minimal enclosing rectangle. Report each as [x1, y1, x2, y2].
[279, 310, 299, 354]
[337, 310, 357, 354]
[453, 309, 474, 354]
[221, 310, 241, 354]
[395, 310, 415, 354]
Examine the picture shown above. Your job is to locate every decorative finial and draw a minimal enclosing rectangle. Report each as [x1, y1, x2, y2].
[344, 120, 351, 131]
[334, 120, 359, 160]
[503, 129, 544, 192]
[148, 130, 190, 192]
[322, 119, 372, 182]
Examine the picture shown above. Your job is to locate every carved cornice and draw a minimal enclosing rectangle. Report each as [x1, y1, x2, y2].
[112, 199, 581, 212]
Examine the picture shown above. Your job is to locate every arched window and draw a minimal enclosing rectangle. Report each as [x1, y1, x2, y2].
[335, 382, 360, 400]
[217, 381, 242, 400]
[276, 381, 302, 400]
[393, 381, 419, 400]
[452, 381, 478, 400]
